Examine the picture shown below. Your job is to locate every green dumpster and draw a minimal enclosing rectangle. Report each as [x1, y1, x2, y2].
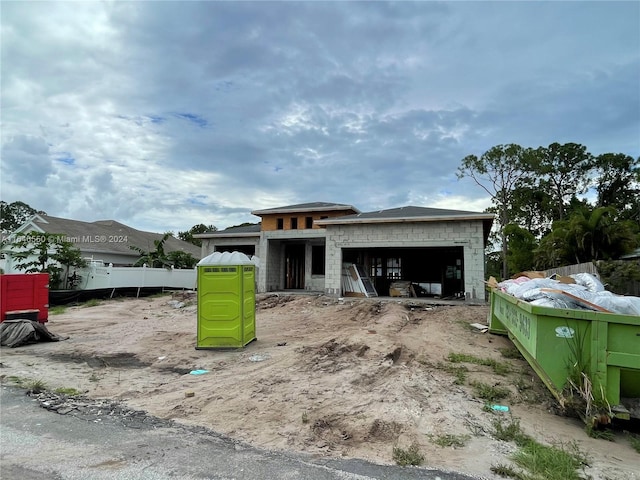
[196, 251, 257, 349]
[489, 289, 640, 418]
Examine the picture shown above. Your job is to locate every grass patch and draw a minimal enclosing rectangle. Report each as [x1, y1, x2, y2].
[435, 361, 468, 385]
[429, 433, 470, 448]
[499, 347, 522, 359]
[512, 440, 585, 480]
[451, 367, 467, 385]
[49, 305, 67, 315]
[82, 299, 102, 308]
[514, 376, 531, 392]
[471, 381, 510, 403]
[491, 417, 588, 480]
[7, 375, 27, 387]
[392, 443, 424, 466]
[492, 418, 528, 446]
[54, 387, 82, 396]
[7, 376, 48, 394]
[627, 433, 640, 453]
[301, 412, 309, 424]
[26, 379, 48, 393]
[585, 424, 615, 441]
[447, 352, 511, 376]
[490, 464, 527, 479]
[9, 376, 81, 397]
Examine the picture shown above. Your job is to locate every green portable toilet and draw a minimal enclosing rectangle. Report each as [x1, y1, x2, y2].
[196, 251, 257, 349]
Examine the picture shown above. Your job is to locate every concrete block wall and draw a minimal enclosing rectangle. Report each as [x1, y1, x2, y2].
[324, 220, 488, 299]
[261, 239, 283, 292]
[200, 238, 259, 257]
[304, 243, 325, 291]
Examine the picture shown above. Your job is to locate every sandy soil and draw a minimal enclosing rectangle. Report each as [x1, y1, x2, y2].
[1, 293, 638, 480]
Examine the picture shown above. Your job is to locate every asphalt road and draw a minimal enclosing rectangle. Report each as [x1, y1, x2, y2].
[0, 385, 483, 480]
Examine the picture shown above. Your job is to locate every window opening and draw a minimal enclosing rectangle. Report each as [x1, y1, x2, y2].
[311, 245, 325, 275]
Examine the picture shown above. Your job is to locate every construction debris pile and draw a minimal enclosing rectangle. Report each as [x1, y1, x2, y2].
[493, 272, 640, 316]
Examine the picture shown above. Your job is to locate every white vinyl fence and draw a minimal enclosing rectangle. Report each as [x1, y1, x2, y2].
[78, 263, 196, 291]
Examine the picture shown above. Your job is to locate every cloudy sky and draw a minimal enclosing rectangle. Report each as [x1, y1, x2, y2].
[2, 1, 639, 233]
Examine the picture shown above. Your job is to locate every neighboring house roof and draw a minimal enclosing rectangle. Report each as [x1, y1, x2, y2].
[195, 223, 262, 238]
[252, 202, 360, 216]
[314, 206, 494, 225]
[11, 214, 201, 259]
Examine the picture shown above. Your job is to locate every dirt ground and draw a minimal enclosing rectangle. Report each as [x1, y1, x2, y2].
[1, 293, 639, 480]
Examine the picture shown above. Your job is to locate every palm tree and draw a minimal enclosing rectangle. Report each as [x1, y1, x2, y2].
[539, 206, 639, 266]
[130, 233, 173, 268]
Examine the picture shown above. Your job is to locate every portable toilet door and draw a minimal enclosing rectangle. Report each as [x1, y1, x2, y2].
[196, 251, 256, 349]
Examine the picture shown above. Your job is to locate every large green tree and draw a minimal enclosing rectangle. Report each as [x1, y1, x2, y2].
[11, 232, 87, 289]
[504, 224, 538, 275]
[530, 142, 594, 222]
[460, 143, 638, 275]
[178, 224, 217, 247]
[457, 144, 533, 279]
[507, 185, 555, 238]
[130, 233, 173, 268]
[131, 233, 198, 269]
[593, 153, 640, 222]
[167, 250, 198, 269]
[534, 205, 639, 267]
[0, 201, 45, 233]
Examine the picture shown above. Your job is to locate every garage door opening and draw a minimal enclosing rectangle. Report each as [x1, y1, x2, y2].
[342, 247, 464, 298]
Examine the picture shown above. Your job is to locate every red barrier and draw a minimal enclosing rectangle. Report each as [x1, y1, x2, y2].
[0, 273, 49, 323]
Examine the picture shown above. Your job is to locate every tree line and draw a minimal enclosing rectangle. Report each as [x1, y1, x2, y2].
[458, 143, 639, 286]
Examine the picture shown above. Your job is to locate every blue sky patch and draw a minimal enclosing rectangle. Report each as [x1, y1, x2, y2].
[187, 195, 208, 207]
[148, 115, 165, 124]
[56, 153, 76, 165]
[173, 112, 208, 128]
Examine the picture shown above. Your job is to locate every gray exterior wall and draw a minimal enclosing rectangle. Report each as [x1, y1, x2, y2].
[324, 220, 487, 299]
[198, 219, 487, 298]
[257, 229, 326, 292]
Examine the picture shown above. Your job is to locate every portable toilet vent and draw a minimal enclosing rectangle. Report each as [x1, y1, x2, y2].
[196, 251, 257, 349]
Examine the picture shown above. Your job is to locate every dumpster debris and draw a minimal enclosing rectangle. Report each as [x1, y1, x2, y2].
[470, 323, 489, 333]
[189, 369, 209, 375]
[494, 273, 640, 315]
[168, 300, 185, 309]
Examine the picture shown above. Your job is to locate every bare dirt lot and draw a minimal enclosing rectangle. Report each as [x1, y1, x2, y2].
[1, 293, 639, 479]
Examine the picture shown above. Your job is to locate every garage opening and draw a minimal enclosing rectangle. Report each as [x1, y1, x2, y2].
[214, 245, 256, 256]
[342, 247, 464, 298]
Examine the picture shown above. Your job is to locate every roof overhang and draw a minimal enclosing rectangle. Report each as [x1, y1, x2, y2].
[315, 213, 495, 226]
[194, 232, 261, 239]
[252, 204, 359, 216]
